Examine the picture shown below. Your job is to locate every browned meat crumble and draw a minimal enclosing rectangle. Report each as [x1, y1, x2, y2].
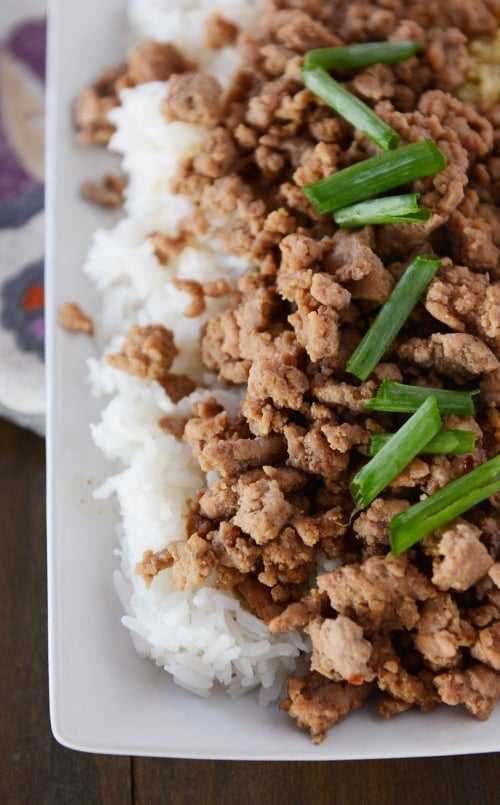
[58, 302, 94, 335]
[107, 324, 196, 403]
[76, 0, 500, 744]
[81, 173, 127, 209]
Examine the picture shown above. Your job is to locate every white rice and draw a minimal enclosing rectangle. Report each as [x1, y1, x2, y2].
[85, 0, 308, 705]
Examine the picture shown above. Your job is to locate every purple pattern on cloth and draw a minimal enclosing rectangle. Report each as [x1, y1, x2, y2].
[8, 18, 46, 81]
[1, 259, 45, 361]
[28, 315, 45, 340]
[0, 16, 47, 365]
[0, 17, 45, 226]
[0, 163, 44, 226]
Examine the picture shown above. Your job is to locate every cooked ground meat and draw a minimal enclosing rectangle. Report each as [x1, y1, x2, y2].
[280, 671, 375, 745]
[233, 477, 293, 544]
[431, 521, 494, 592]
[204, 13, 239, 49]
[471, 621, 500, 671]
[127, 39, 195, 84]
[73, 81, 121, 146]
[307, 615, 376, 684]
[82, 173, 127, 208]
[434, 664, 500, 720]
[81, 0, 500, 744]
[73, 40, 195, 144]
[161, 72, 223, 126]
[166, 534, 217, 590]
[413, 593, 476, 671]
[107, 324, 196, 402]
[372, 633, 439, 714]
[58, 303, 94, 334]
[136, 547, 173, 587]
[316, 554, 436, 633]
[398, 333, 499, 382]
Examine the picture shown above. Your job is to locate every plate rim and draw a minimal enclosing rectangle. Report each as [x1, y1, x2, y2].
[44, 0, 500, 760]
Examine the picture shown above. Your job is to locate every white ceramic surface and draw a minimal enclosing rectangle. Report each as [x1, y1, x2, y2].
[45, 0, 500, 758]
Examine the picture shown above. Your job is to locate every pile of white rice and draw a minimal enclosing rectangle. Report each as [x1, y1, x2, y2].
[85, 0, 308, 703]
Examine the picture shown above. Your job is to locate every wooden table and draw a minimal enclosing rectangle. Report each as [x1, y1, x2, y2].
[1, 416, 498, 804]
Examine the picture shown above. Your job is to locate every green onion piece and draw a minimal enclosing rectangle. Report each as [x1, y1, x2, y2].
[368, 429, 476, 457]
[304, 41, 423, 71]
[346, 254, 440, 381]
[350, 395, 442, 511]
[334, 193, 431, 228]
[365, 381, 479, 415]
[303, 140, 447, 215]
[303, 67, 400, 151]
[390, 454, 500, 555]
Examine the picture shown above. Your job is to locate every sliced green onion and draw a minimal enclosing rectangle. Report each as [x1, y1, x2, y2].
[390, 454, 500, 555]
[334, 193, 431, 228]
[303, 67, 399, 151]
[304, 41, 423, 71]
[350, 395, 441, 511]
[303, 140, 447, 215]
[346, 255, 440, 381]
[365, 381, 479, 415]
[368, 429, 476, 457]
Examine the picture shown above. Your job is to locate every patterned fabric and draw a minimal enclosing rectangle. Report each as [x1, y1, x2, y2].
[0, 4, 46, 435]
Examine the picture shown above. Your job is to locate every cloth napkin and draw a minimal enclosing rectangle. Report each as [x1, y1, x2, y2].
[0, 0, 46, 436]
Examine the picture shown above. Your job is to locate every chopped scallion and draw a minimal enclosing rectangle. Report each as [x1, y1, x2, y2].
[304, 41, 423, 71]
[303, 67, 400, 151]
[390, 454, 500, 555]
[346, 255, 440, 381]
[368, 429, 476, 457]
[334, 193, 431, 228]
[365, 381, 479, 415]
[303, 140, 447, 215]
[350, 395, 442, 511]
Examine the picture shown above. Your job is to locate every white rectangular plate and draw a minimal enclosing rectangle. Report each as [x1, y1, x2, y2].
[45, 0, 500, 758]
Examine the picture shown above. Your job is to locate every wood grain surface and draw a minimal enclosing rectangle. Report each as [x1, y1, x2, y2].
[1, 417, 498, 805]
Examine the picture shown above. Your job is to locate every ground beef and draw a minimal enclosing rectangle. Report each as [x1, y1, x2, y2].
[236, 577, 283, 624]
[127, 40, 195, 84]
[307, 615, 376, 684]
[196, 433, 286, 476]
[158, 416, 188, 439]
[353, 498, 410, 548]
[316, 554, 435, 634]
[211, 521, 260, 574]
[192, 128, 238, 178]
[233, 477, 293, 544]
[204, 13, 239, 49]
[372, 633, 439, 714]
[73, 40, 195, 145]
[431, 521, 494, 592]
[413, 593, 476, 671]
[280, 671, 374, 745]
[434, 664, 500, 720]
[73, 79, 121, 145]
[247, 357, 309, 410]
[167, 534, 217, 590]
[161, 73, 223, 126]
[471, 622, 500, 671]
[398, 333, 499, 381]
[58, 303, 94, 334]
[108, 324, 177, 378]
[311, 378, 377, 412]
[268, 592, 323, 634]
[81, 173, 127, 208]
[136, 548, 173, 587]
[262, 9, 340, 52]
[107, 324, 196, 402]
[424, 259, 500, 352]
